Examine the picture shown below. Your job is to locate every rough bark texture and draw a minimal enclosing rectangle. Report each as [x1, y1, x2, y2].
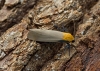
[0, 0, 100, 71]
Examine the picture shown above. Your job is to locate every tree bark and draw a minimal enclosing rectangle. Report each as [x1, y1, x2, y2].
[0, 0, 100, 71]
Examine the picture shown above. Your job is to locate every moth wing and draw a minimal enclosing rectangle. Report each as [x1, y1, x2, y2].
[27, 29, 63, 42]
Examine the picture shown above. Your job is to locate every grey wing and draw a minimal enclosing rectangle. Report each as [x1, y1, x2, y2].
[27, 29, 63, 42]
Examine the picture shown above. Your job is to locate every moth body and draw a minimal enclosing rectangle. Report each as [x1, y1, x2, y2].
[27, 29, 74, 42]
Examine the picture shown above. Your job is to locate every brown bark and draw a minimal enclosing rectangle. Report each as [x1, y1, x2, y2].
[0, 0, 100, 71]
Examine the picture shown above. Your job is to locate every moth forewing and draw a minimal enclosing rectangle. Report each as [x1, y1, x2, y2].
[27, 29, 63, 42]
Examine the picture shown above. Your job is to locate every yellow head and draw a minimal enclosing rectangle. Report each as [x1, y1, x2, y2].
[63, 32, 74, 42]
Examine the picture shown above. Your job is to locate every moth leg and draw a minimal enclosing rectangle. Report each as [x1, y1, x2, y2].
[60, 26, 68, 32]
[52, 23, 59, 30]
[65, 43, 70, 56]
